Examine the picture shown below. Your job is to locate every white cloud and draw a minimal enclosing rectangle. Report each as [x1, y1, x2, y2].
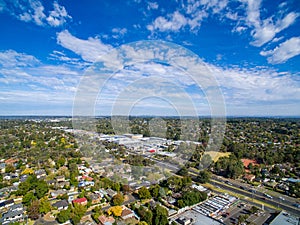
[48, 50, 90, 68]
[3, 0, 71, 27]
[74, 40, 299, 116]
[19, 0, 46, 26]
[0, 50, 40, 67]
[241, 0, 299, 47]
[147, 2, 158, 10]
[147, 11, 188, 32]
[147, 0, 228, 33]
[0, 49, 81, 94]
[111, 27, 127, 39]
[260, 37, 300, 64]
[56, 30, 112, 62]
[46, 1, 72, 27]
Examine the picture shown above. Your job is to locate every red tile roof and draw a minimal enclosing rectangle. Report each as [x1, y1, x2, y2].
[72, 197, 87, 204]
[82, 175, 93, 181]
[241, 158, 258, 168]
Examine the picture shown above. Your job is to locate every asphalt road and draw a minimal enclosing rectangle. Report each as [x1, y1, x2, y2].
[210, 175, 300, 216]
[135, 154, 300, 216]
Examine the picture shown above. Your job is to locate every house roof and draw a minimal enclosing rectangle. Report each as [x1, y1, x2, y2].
[241, 158, 258, 168]
[46, 179, 56, 184]
[56, 175, 65, 179]
[106, 188, 117, 197]
[72, 197, 87, 204]
[98, 215, 115, 224]
[8, 203, 23, 211]
[82, 175, 93, 181]
[4, 158, 18, 164]
[52, 200, 69, 208]
[121, 208, 134, 217]
[89, 193, 100, 200]
[244, 174, 256, 180]
[0, 199, 14, 207]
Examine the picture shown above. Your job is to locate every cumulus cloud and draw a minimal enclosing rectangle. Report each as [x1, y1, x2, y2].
[19, 0, 46, 26]
[145, 0, 299, 64]
[46, 1, 72, 27]
[147, 0, 228, 33]
[56, 30, 112, 62]
[260, 37, 300, 64]
[147, 11, 188, 32]
[1, 0, 71, 27]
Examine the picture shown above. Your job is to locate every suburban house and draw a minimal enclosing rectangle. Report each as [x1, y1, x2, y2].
[98, 215, 115, 225]
[243, 174, 256, 182]
[88, 193, 102, 205]
[72, 197, 87, 206]
[56, 175, 65, 183]
[50, 189, 67, 198]
[121, 206, 136, 220]
[0, 199, 14, 209]
[106, 189, 117, 198]
[52, 200, 69, 211]
[35, 169, 47, 179]
[0, 203, 25, 225]
[46, 179, 56, 186]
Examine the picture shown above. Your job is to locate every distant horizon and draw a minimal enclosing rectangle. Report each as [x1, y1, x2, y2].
[0, 115, 299, 119]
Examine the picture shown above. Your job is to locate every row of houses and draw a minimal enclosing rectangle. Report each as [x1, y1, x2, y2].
[0, 203, 25, 225]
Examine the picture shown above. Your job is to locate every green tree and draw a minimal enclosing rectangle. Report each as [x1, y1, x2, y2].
[177, 167, 188, 176]
[22, 192, 36, 206]
[153, 205, 168, 225]
[179, 190, 207, 207]
[137, 207, 153, 225]
[177, 199, 184, 208]
[149, 185, 160, 198]
[16, 180, 31, 196]
[57, 209, 70, 223]
[70, 203, 87, 225]
[111, 193, 124, 206]
[138, 186, 152, 200]
[197, 170, 211, 183]
[57, 157, 66, 168]
[39, 197, 51, 215]
[36, 180, 49, 199]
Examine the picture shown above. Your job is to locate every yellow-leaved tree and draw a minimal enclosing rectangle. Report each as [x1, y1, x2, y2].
[107, 206, 122, 217]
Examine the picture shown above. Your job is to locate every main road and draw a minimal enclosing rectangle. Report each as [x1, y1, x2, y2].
[141, 154, 300, 216]
[210, 175, 300, 216]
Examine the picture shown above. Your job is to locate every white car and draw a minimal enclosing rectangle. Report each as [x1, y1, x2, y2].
[279, 196, 285, 201]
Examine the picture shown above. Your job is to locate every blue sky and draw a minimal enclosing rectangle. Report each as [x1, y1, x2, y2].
[0, 0, 299, 116]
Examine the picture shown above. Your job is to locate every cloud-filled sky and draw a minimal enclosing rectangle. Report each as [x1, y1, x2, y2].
[0, 0, 299, 116]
